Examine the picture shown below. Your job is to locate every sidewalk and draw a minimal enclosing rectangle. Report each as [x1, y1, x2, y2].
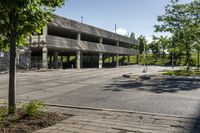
[35, 104, 200, 133]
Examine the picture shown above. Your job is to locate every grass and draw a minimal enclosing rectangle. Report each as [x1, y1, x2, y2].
[23, 100, 45, 117]
[162, 69, 200, 76]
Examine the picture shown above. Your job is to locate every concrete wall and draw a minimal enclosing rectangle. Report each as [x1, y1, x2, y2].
[46, 35, 138, 55]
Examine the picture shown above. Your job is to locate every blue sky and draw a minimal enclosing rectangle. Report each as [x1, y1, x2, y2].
[55, 0, 191, 42]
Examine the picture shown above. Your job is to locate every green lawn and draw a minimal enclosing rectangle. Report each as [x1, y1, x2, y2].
[162, 69, 200, 76]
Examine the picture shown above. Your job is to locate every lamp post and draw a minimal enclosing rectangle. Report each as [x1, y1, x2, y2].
[143, 43, 147, 73]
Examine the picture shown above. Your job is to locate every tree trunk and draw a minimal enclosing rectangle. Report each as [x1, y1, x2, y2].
[198, 51, 199, 70]
[8, 10, 17, 114]
[185, 44, 190, 72]
[162, 49, 165, 65]
[172, 52, 174, 69]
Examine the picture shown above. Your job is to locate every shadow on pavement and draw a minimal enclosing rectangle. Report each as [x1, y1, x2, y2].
[104, 78, 200, 93]
[187, 104, 200, 133]
[104, 77, 200, 132]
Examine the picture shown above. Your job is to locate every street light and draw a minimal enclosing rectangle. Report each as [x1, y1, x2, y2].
[143, 43, 147, 73]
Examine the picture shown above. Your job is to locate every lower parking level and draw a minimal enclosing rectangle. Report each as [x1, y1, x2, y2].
[1, 65, 200, 118]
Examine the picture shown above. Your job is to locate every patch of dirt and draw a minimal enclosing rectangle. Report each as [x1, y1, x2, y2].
[0, 109, 73, 133]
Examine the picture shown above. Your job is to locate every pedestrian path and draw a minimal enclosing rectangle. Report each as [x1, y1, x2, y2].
[35, 104, 200, 133]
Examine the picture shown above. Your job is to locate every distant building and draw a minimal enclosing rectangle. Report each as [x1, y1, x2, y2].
[0, 15, 139, 71]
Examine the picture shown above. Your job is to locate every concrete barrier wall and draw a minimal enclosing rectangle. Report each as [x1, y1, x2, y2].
[46, 35, 138, 55]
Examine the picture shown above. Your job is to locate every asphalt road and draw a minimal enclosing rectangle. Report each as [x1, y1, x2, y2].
[1, 65, 200, 118]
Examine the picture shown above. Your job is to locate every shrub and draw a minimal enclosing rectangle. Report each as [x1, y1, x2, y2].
[23, 100, 45, 117]
[0, 108, 7, 127]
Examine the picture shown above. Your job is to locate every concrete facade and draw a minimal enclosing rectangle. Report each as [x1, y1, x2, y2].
[1, 14, 139, 70]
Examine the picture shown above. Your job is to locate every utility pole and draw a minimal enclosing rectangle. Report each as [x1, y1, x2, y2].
[172, 50, 174, 69]
[115, 24, 117, 34]
[143, 43, 147, 73]
[81, 16, 84, 23]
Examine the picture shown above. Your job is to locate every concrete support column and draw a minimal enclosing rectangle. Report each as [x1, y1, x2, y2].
[76, 50, 81, 69]
[77, 32, 81, 40]
[112, 56, 115, 65]
[116, 54, 119, 67]
[128, 55, 130, 65]
[116, 41, 119, 67]
[53, 51, 58, 69]
[42, 46, 48, 69]
[99, 38, 103, 44]
[99, 53, 103, 69]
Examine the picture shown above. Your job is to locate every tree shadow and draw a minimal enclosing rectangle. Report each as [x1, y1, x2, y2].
[103, 77, 200, 93]
[104, 77, 200, 132]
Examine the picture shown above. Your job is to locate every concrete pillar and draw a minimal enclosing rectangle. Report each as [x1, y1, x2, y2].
[112, 56, 115, 64]
[81, 53, 83, 68]
[77, 32, 81, 40]
[128, 55, 130, 65]
[99, 53, 103, 69]
[99, 38, 103, 44]
[42, 46, 48, 69]
[116, 54, 119, 67]
[76, 50, 81, 69]
[53, 51, 58, 69]
[116, 41, 119, 67]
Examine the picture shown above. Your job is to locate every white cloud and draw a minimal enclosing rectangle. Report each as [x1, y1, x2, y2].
[114, 28, 129, 36]
[146, 36, 153, 43]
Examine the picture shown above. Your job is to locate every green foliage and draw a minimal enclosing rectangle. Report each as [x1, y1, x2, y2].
[0, 0, 65, 50]
[162, 69, 200, 76]
[137, 35, 148, 55]
[0, 108, 7, 127]
[23, 100, 45, 117]
[130, 32, 136, 40]
[154, 0, 200, 71]
[0, 0, 65, 114]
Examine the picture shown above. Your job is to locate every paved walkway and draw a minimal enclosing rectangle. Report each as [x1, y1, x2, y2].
[35, 105, 200, 133]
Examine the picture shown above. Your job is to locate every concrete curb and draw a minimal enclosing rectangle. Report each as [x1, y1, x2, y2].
[45, 103, 198, 120]
[123, 73, 200, 81]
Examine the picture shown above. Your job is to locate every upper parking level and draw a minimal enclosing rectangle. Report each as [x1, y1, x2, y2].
[48, 15, 139, 47]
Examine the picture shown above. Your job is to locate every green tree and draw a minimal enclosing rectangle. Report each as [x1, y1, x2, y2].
[149, 36, 161, 61]
[137, 35, 148, 61]
[158, 36, 169, 64]
[193, 41, 200, 69]
[0, 0, 65, 114]
[155, 0, 200, 71]
[130, 32, 135, 40]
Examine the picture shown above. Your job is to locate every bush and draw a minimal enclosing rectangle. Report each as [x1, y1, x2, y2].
[0, 108, 7, 127]
[23, 100, 45, 117]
